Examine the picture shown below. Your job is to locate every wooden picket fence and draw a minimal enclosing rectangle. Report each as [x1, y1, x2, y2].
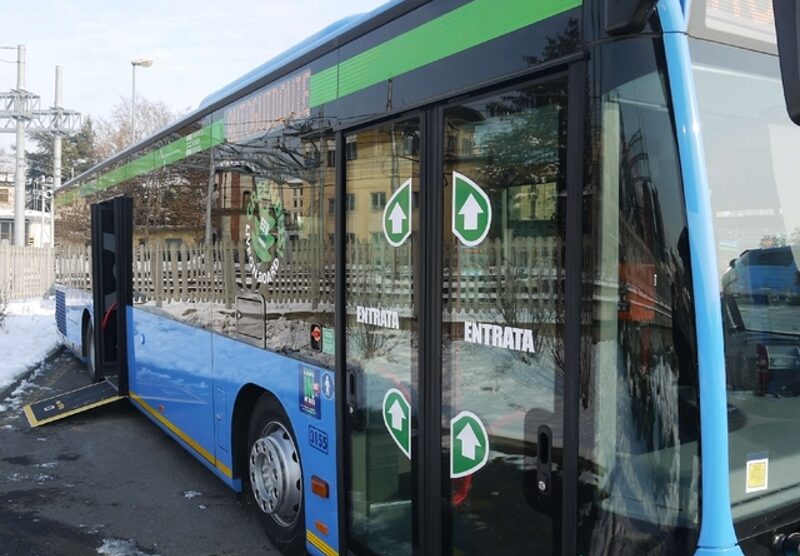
[130, 238, 335, 309]
[1, 235, 563, 310]
[0, 240, 57, 301]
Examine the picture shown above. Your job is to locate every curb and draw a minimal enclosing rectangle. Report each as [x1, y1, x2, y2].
[0, 345, 65, 403]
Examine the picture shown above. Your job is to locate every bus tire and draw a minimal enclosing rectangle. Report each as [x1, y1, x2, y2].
[85, 323, 98, 382]
[246, 394, 305, 555]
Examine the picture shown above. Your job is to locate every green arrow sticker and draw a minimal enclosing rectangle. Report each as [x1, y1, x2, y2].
[450, 410, 489, 478]
[383, 178, 413, 247]
[382, 388, 411, 459]
[452, 172, 492, 247]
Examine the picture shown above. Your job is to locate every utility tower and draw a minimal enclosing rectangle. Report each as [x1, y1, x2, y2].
[0, 45, 81, 245]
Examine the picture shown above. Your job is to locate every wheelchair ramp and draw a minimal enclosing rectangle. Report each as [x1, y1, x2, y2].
[23, 379, 123, 427]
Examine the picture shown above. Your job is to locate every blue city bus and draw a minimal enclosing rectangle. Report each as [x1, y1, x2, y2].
[48, 0, 800, 553]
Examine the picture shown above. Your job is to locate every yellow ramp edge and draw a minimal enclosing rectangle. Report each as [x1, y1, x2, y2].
[23, 380, 123, 428]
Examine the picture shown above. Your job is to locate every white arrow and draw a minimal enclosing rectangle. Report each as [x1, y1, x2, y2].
[459, 194, 483, 231]
[456, 423, 481, 460]
[388, 399, 406, 431]
[388, 202, 406, 235]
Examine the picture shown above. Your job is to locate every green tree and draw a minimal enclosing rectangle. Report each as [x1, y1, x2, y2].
[26, 117, 100, 183]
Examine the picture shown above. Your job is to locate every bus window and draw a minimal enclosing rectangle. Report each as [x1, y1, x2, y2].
[345, 120, 420, 555]
[441, 78, 568, 556]
[578, 38, 701, 554]
[209, 106, 335, 367]
[692, 38, 800, 538]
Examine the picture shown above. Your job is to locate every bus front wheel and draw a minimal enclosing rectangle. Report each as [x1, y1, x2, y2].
[246, 394, 305, 555]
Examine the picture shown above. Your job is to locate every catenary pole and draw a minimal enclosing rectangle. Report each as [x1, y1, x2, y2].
[13, 45, 26, 246]
[52, 66, 63, 246]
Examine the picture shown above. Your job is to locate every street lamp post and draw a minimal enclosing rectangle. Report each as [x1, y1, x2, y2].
[130, 58, 153, 144]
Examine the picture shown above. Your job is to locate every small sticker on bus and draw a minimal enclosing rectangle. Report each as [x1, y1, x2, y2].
[746, 453, 769, 493]
[300, 366, 321, 419]
[322, 327, 335, 355]
[308, 425, 329, 454]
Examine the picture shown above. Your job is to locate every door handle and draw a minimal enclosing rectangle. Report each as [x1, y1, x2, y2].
[346, 369, 357, 415]
[346, 367, 363, 430]
[537, 424, 552, 495]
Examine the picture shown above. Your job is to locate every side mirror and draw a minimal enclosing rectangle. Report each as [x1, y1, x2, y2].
[773, 0, 800, 125]
[606, 0, 658, 36]
[729, 258, 737, 268]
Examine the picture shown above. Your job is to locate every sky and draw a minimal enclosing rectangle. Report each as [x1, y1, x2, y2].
[0, 0, 388, 150]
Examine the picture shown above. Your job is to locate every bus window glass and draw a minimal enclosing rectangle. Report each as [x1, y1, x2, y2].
[345, 120, 420, 555]
[55, 190, 92, 291]
[441, 80, 567, 556]
[691, 38, 800, 534]
[209, 104, 335, 368]
[578, 38, 701, 554]
[127, 122, 214, 328]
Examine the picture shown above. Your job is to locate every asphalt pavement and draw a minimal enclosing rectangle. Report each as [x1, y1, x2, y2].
[0, 350, 278, 556]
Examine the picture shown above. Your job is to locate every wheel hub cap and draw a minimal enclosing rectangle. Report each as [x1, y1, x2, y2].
[249, 422, 302, 527]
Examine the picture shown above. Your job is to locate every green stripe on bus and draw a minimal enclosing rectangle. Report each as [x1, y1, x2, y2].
[309, 65, 338, 110]
[309, 0, 580, 107]
[55, 119, 225, 208]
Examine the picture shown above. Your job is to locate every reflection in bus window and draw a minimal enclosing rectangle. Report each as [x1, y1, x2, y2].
[578, 38, 701, 555]
[441, 80, 567, 556]
[345, 121, 420, 555]
[692, 38, 800, 534]
[209, 111, 335, 369]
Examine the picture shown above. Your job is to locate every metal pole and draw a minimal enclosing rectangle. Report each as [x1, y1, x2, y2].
[39, 178, 45, 247]
[52, 65, 62, 247]
[131, 63, 136, 144]
[13, 44, 26, 246]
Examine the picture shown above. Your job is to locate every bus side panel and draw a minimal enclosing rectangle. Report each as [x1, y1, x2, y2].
[212, 333, 339, 556]
[56, 283, 92, 359]
[127, 307, 218, 474]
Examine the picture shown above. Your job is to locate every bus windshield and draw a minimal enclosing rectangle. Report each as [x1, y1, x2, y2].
[691, 38, 800, 534]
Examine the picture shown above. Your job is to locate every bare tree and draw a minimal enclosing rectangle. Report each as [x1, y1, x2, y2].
[95, 96, 189, 159]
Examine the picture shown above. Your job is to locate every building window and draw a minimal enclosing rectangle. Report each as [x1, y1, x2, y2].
[0, 221, 11, 242]
[293, 187, 303, 209]
[403, 132, 420, 156]
[328, 198, 335, 215]
[327, 140, 336, 167]
[346, 194, 356, 211]
[0, 189, 8, 204]
[346, 135, 358, 161]
[371, 192, 386, 210]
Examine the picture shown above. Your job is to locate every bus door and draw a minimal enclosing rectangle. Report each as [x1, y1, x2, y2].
[20, 197, 132, 428]
[90, 196, 133, 395]
[343, 117, 421, 556]
[439, 76, 571, 555]
[343, 73, 577, 556]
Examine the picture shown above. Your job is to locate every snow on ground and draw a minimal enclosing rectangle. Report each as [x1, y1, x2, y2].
[0, 297, 59, 391]
[97, 539, 160, 556]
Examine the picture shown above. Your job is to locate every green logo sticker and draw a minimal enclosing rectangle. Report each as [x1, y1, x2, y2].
[382, 388, 411, 459]
[450, 410, 489, 478]
[245, 179, 287, 284]
[452, 172, 491, 247]
[383, 178, 412, 247]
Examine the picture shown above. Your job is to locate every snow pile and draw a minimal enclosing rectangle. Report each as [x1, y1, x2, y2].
[0, 365, 48, 412]
[97, 539, 159, 556]
[0, 298, 59, 390]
